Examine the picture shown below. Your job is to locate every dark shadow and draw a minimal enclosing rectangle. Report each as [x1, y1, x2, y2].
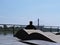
[55, 33, 60, 35]
[14, 29, 29, 40]
[29, 33, 55, 42]
[14, 29, 56, 43]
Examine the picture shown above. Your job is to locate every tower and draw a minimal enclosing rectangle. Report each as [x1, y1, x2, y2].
[38, 18, 39, 29]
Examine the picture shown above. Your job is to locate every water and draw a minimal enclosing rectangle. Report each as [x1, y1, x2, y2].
[0, 34, 60, 45]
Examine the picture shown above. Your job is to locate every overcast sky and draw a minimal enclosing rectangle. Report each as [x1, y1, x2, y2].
[0, 0, 60, 26]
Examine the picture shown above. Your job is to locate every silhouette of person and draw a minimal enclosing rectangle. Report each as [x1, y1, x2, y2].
[25, 21, 36, 29]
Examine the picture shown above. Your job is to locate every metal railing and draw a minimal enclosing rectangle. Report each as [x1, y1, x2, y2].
[0, 24, 60, 35]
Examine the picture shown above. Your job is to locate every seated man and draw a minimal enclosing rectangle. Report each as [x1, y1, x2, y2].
[25, 21, 36, 29]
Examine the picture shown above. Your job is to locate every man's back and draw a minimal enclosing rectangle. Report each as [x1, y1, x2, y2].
[25, 25, 36, 29]
[25, 21, 36, 29]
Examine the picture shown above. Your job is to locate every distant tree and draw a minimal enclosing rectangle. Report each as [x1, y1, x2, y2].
[3, 25, 7, 29]
[3, 25, 7, 35]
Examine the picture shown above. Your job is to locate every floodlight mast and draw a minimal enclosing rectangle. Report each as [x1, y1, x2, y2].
[38, 18, 39, 29]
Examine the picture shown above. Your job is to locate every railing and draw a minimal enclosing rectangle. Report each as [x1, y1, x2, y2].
[40, 26, 60, 32]
[0, 24, 60, 35]
[0, 24, 26, 35]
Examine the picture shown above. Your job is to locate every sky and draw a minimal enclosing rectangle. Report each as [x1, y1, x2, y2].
[0, 0, 60, 26]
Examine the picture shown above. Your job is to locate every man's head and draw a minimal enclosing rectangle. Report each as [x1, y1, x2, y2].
[29, 21, 33, 25]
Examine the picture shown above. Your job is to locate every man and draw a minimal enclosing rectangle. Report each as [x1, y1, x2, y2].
[25, 21, 36, 29]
